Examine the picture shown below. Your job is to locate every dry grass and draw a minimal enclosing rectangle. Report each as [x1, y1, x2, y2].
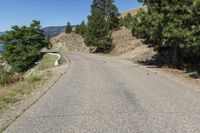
[0, 71, 52, 112]
[120, 6, 147, 18]
[38, 54, 58, 70]
[0, 54, 58, 112]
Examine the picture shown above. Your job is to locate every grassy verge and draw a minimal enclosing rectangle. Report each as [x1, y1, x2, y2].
[0, 54, 61, 113]
[38, 54, 59, 70]
[0, 72, 52, 111]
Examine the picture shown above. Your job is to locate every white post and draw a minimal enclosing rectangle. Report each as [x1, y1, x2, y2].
[48, 53, 61, 66]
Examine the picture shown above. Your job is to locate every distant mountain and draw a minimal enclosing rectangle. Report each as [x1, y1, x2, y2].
[42, 25, 77, 37]
[0, 32, 5, 35]
[42, 26, 66, 37]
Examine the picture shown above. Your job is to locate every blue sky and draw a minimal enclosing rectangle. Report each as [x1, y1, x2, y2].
[0, 0, 143, 31]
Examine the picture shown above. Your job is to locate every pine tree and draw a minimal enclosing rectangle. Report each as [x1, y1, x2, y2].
[84, 0, 120, 52]
[132, 0, 194, 67]
[85, 4, 112, 52]
[75, 21, 87, 37]
[91, 0, 120, 30]
[106, 0, 120, 30]
[79, 21, 87, 36]
[65, 22, 72, 33]
[190, 0, 200, 73]
[75, 24, 81, 34]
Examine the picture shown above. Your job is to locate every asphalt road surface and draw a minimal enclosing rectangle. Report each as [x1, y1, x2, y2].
[4, 52, 200, 133]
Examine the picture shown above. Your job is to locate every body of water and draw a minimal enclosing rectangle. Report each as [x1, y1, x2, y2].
[0, 42, 3, 53]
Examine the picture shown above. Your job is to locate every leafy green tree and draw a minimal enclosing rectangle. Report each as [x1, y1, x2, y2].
[0, 20, 48, 73]
[65, 22, 72, 33]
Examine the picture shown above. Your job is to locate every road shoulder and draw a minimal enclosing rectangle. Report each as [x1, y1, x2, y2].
[0, 54, 70, 132]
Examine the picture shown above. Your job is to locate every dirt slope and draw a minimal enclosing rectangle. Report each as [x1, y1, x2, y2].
[121, 6, 147, 18]
[51, 32, 88, 52]
[112, 27, 155, 62]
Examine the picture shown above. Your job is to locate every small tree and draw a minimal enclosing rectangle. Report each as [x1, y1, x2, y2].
[75, 21, 87, 37]
[75, 25, 80, 34]
[65, 22, 72, 33]
[0, 20, 48, 73]
[79, 21, 87, 37]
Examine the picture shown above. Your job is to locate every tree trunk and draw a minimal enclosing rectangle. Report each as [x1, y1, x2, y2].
[172, 44, 178, 68]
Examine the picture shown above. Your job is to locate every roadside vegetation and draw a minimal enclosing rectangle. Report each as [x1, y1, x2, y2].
[75, 21, 87, 37]
[38, 54, 59, 70]
[121, 1, 200, 74]
[84, 0, 120, 53]
[67, 0, 200, 75]
[0, 53, 64, 112]
[0, 20, 49, 73]
[0, 55, 55, 112]
[0, 20, 65, 113]
[65, 22, 73, 34]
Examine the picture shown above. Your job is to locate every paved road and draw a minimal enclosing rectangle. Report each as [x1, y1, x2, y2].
[4, 52, 200, 133]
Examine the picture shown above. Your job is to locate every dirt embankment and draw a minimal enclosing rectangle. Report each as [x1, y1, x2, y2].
[112, 27, 155, 62]
[51, 32, 88, 52]
[120, 6, 147, 18]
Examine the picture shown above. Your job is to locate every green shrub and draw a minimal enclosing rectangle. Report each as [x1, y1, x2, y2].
[0, 70, 13, 86]
[0, 70, 23, 86]
[0, 20, 49, 73]
[27, 75, 41, 84]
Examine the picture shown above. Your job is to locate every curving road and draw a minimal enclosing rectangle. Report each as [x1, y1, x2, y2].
[4, 52, 200, 133]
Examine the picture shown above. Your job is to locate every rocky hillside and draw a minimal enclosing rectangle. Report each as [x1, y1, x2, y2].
[50, 32, 88, 52]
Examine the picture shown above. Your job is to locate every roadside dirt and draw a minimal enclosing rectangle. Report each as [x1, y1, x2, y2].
[142, 66, 200, 89]
[112, 27, 155, 62]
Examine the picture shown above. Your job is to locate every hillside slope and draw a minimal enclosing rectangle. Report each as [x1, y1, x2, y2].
[112, 27, 155, 62]
[51, 32, 88, 52]
[121, 6, 147, 18]
[50, 6, 154, 61]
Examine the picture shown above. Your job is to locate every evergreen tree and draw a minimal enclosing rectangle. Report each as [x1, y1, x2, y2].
[132, 0, 196, 68]
[85, 0, 120, 52]
[106, 0, 120, 30]
[75, 24, 81, 34]
[65, 22, 72, 33]
[79, 21, 87, 36]
[0, 20, 48, 72]
[189, 0, 200, 73]
[85, 7, 112, 52]
[91, 0, 120, 30]
[75, 21, 87, 37]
